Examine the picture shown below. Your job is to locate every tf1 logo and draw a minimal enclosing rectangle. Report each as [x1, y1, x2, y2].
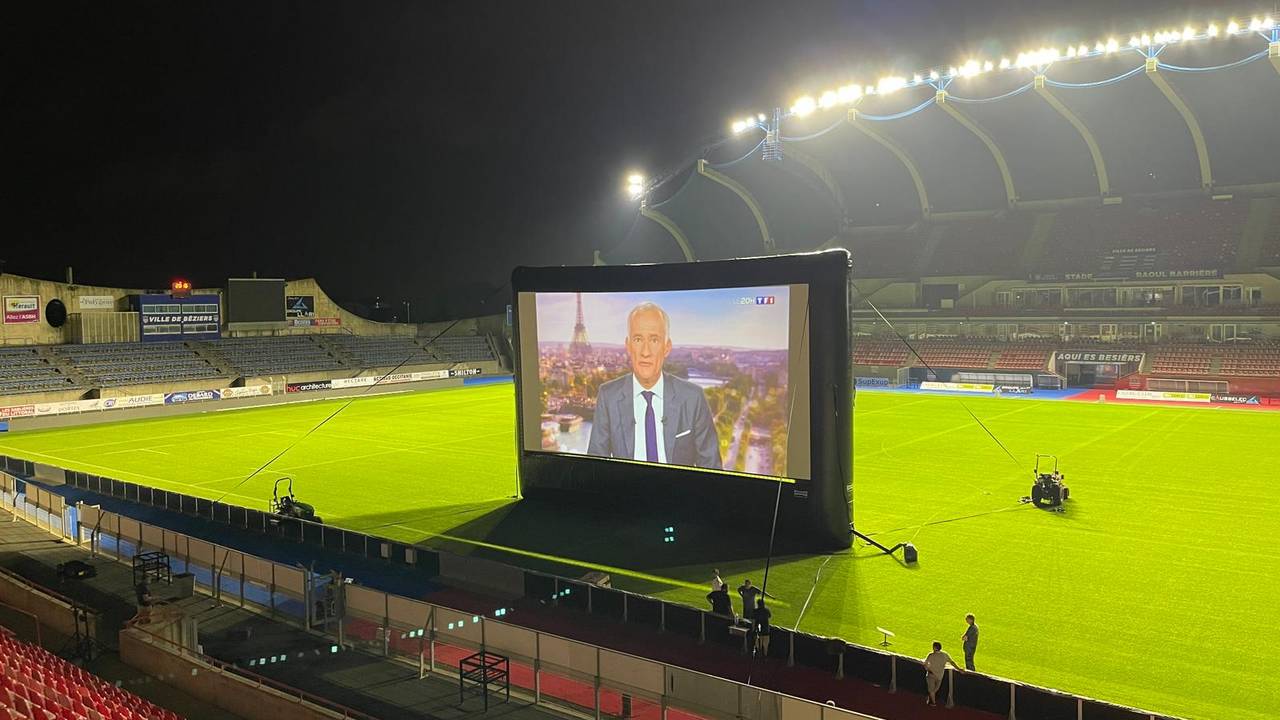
[735, 295, 776, 305]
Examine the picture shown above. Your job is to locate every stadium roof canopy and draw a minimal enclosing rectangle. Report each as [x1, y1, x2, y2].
[607, 18, 1280, 266]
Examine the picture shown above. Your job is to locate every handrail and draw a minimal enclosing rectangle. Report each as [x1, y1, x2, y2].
[124, 619, 379, 720]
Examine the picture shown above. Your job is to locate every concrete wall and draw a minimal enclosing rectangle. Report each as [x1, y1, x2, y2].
[119, 628, 345, 720]
[0, 273, 145, 346]
[0, 569, 97, 641]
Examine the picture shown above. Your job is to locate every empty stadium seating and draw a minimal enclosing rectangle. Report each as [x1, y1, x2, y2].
[0, 628, 180, 720]
[425, 335, 495, 363]
[852, 340, 910, 366]
[925, 215, 1030, 277]
[0, 348, 78, 396]
[209, 336, 343, 376]
[324, 334, 435, 367]
[50, 343, 220, 388]
[1041, 198, 1246, 274]
[847, 228, 924, 277]
[1215, 343, 1280, 377]
[993, 345, 1053, 370]
[1149, 345, 1214, 375]
[910, 340, 995, 369]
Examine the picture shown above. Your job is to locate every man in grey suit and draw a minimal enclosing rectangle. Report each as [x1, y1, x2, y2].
[587, 302, 722, 470]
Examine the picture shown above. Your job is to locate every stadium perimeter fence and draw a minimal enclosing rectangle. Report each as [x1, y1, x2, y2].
[1, 455, 1176, 720]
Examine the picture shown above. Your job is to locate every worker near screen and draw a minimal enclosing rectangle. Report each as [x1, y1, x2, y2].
[587, 302, 722, 469]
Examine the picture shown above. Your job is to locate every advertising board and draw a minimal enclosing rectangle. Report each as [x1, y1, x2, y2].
[3, 296, 40, 324]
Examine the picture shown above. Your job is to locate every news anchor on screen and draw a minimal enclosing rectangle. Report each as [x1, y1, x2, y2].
[587, 302, 722, 470]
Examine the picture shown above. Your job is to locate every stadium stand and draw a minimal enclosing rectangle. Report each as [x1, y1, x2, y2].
[0, 628, 181, 720]
[925, 215, 1030, 277]
[993, 343, 1053, 370]
[1261, 201, 1280, 266]
[425, 335, 496, 363]
[1041, 198, 1246, 273]
[846, 227, 924, 277]
[1210, 342, 1280, 378]
[852, 339, 911, 366]
[1149, 345, 1215, 376]
[0, 348, 77, 396]
[208, 336, 343, 376]
[50, 343, 221, 388]
[323, 334, 433, 367]
[911, 340, 995, 369]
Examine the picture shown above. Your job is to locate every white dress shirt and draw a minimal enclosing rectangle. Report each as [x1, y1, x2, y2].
[632, 374, 667, 463]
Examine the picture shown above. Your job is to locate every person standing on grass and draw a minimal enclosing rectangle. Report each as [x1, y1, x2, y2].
[711, 568, 725, 592]
[961, 613, 979, 670]
[924, 641, 960, 707]
[737, 579, 775, 625]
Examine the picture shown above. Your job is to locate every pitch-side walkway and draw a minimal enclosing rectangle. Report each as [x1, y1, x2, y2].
[0, 509, 559, 720]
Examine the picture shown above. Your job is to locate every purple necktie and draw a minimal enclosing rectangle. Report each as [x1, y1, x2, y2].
[642, 390, 658, 462]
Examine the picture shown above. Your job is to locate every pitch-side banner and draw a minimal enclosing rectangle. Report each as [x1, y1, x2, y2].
[921, 381, 995, 393]
[165, 389, 223, 405]
[329, 369, 451, 390]
[1210, 393, 1261, 405]
[1116, 389, 1211, 403]
[222, 385, 273, 399]
[287, 380, 333, 393]
[1, 384, 272, 419]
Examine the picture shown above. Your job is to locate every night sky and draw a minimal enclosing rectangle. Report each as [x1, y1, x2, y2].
[11, 0, 1207, 319]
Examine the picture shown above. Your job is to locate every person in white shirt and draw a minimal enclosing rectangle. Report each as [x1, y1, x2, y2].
[923, 641, 960, 706]
[710, 568, 725, 592]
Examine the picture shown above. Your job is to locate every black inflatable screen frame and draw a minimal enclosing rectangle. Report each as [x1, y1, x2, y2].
[511, 250, 852, 548]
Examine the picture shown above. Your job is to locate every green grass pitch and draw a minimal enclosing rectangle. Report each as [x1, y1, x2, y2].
[2, 384, 1277, 719]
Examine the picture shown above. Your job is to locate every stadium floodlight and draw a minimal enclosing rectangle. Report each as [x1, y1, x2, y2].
[1077, 44, 1089, 56]
[791, 95, 816, 117]
[1140, 33, 1152, 46]
[1106, 37, 1120, 52]
[877, 76, 906, 94]
[1066, 46, 1078, 58]
[929, 69, 940, 81]
[1183, 26, 1195, 39]
[999, 57, 1011, 69]
[1264, 17, 1275, 30]
[912, 73, 923, 85]
[757, 113, 766, 121]
[731, 120, 747, 134]
[818, 90, 839, 108]
[983, 60, 995, 72]
[626, 174, 646, 201]
[1227, 20, 1240, 34]
[1207, 23, 1220, 37]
